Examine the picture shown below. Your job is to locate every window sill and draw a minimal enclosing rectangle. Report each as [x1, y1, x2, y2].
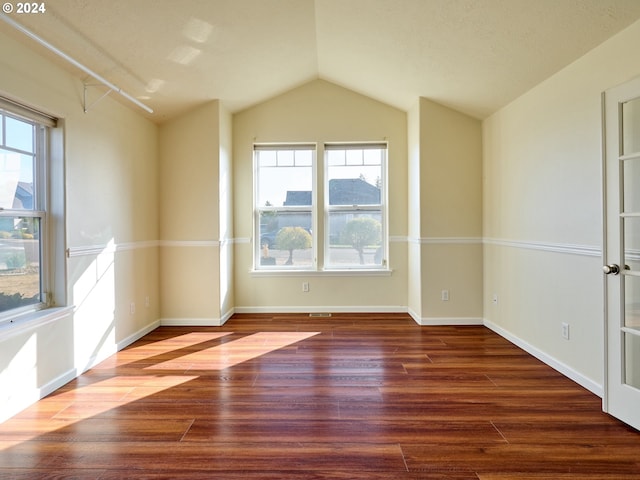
[250, 269, 393, 277]
[0, 306, 74, 341]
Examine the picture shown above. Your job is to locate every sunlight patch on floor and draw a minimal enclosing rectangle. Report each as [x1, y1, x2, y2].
[91, 332, 233, 368]
[0, 375, 198, 449]
[0, 330, 321, 449]
[147, 332, 320, 371]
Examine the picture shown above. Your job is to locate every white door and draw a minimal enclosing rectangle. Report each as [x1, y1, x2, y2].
[603, 76, 640, 431]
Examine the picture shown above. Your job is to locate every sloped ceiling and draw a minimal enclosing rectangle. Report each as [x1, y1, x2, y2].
[2, 0, 640, 122]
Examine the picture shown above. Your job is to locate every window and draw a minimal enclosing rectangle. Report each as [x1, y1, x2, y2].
[0, 102, 53, 320]
[255, 144, 316, 269]
[254, 142, 388, 271]
[325, 143, 386, 269]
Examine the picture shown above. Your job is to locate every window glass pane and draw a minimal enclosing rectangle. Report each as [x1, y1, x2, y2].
[624, 333, 640, 389]
[625, 275, 640, 330]
[624, 217, 640, 274]
[278, 150, 294, 167]
[295, 149, 313, 166]
[623, 97, 640, 156]
[327, 149, 344, 166]
[363, 148, 382, 165]
[326, 211, 382, 267]
[624, 158, 640, 213]
[5, 116, 34, 153]
[327, 147, 382, 206]
[346, 149, 362, 165]
[258, 212, 313, 268]
[258, 150, 276, 167]
[0, 216, 41, 313]
[257, 149, 313, 207]
[0, 149, 34, 210]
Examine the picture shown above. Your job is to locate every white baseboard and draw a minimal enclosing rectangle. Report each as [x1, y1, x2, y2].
[483, 318, 603, 397]
[233, 305, 408, 315]
[406, 308, 483, 326]
[117, 320, 160, 351]
[160, 317, 227, 326]
[160, 308, 236, 326]
[220, 307, 235, 325]
[418, 317, 484, 326]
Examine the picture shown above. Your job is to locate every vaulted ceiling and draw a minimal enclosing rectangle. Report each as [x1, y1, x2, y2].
[3, 0, 640, 123]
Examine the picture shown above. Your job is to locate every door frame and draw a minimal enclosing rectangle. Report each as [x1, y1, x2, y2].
[601, 90, 609, 414]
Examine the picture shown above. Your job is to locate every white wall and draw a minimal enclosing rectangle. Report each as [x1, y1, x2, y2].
[0, 29, 160, 422]
[232, 80, 409, 312]
[418, 98, 483, 323]
[159, 100, 233, 325]
[483, 18, 640, 394]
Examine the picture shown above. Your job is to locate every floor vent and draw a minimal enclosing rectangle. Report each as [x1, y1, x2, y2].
[309, 312, 332, 317]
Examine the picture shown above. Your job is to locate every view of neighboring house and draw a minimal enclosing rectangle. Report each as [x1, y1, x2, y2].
[14, 182, 33, 210]
[261, 178, 381, 247]
[0, 182, 33, 234]
[328, 178, 380, 205]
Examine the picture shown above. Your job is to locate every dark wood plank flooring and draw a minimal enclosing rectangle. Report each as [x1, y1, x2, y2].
[1, 313, 639, 479]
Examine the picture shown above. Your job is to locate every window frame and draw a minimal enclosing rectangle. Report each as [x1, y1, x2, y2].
[253, 143, 317, 271]
[323, 142, 388, 271]
[0, 104, 52, 323]
[252, 141, 389, 273]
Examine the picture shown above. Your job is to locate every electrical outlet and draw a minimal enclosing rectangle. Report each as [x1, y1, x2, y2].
[302, 282, 310, 293]
[441, 289, 449, 301]
[492, 293, 499, 305]
[130, 302, 136, 315]
[561, 322, 570, 340]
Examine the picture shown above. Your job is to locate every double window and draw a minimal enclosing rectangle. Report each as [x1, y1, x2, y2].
[254, 143, 387, 271]
[0, 102, 53, 320]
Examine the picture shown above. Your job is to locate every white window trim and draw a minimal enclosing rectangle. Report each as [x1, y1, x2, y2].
[323, 142, 388, 271]
[0, 98, 65, 326]
[253, 143, 317, 271]
[252, 141, 390, 275]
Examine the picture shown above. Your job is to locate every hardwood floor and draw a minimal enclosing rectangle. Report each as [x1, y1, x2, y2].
[1, 313, 639, 479]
